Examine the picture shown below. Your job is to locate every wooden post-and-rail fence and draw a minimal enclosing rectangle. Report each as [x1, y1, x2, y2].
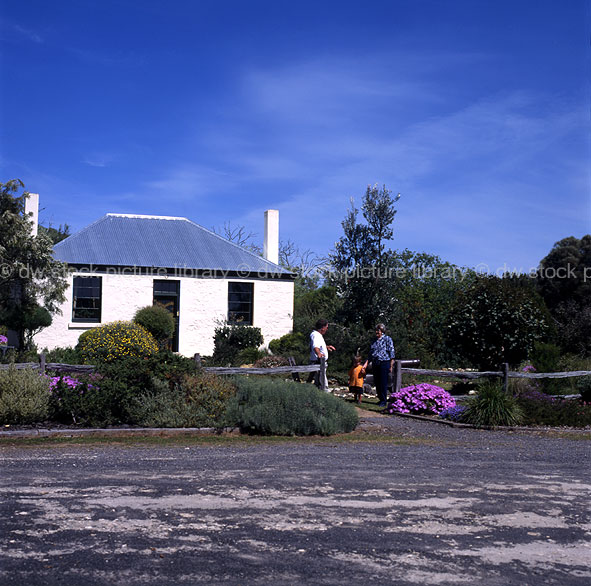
[0, 354, 324, 379]
[1, 356, 590, 395]
[395, 361, 591, 394]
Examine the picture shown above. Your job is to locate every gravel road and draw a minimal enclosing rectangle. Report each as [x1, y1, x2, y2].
[0, 414, 589, 585]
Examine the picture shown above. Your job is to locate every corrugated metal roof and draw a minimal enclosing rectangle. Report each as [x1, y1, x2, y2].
[53, 214, 291, 276]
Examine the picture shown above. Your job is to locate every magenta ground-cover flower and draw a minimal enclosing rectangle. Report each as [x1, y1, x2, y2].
[0, 335, 7, 345]
[388, 383, 456, 415]
[44, 374, 96, 394]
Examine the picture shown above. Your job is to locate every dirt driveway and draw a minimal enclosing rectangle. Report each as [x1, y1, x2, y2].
[0, 416, 590, 585]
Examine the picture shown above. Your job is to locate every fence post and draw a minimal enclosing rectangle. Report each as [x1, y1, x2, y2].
[40, 353, 46, 375]
[394, 360, 402, 394]
[502, 363, 509, 393]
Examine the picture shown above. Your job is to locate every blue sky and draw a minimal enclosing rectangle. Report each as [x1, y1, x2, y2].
[1, 0, 590, 273]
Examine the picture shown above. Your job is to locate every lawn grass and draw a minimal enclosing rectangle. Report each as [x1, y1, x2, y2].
[0, 431, 429, 448]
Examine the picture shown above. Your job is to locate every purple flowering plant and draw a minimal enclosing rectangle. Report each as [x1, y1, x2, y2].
[0, 334, 7, 345]
[439, 405, 466, 422]
[43, 373, 102, 424]
[388, 383, 456, 416]
[47, 375, 86, 394]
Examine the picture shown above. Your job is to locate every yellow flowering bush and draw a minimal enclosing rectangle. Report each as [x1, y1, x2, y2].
[77, 321, 159, 364]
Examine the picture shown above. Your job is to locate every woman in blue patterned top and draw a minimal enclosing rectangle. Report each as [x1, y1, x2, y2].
[364, 323, 395, 407]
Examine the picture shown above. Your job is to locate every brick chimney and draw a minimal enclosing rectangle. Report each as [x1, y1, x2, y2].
[263, 209, 279, 264]
[25, 193, 39, 236]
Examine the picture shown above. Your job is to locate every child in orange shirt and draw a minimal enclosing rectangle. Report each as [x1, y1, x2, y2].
[348, 354, 365, 404]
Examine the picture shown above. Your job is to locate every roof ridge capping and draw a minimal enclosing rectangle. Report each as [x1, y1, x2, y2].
[107, 213, 188, 221]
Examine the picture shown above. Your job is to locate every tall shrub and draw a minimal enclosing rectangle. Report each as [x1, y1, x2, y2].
[529, 341, 562, 393]
[212, 324, 264, 366]
[77, 321, 158, 364]
[269, 332, 307, 363]
[133, 305, 175, 347]
[129, 373, 236, 428]
[225, 378, 358, 435]
[447, 275, 552, 369]
[0, 366, 50, 424]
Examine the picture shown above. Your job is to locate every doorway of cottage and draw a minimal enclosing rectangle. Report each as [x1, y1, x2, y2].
[153, 280, 180, 352]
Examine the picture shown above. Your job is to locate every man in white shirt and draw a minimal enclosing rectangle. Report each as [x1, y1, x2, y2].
[309, 318, 335, 391]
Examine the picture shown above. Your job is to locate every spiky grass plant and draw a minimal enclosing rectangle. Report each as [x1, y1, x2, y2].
[462, 381, 523, 427]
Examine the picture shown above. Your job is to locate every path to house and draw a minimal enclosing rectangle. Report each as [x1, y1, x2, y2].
[0, 413, 590, 586]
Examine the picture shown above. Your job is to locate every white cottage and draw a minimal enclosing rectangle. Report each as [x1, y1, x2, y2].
[34, 209, 294, 356]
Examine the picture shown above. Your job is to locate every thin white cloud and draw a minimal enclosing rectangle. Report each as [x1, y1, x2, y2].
[143, 165, 237, 201]
[213, 59, 587, 271]
[7, 23, 43, 44]
[83, 155, 111, 168]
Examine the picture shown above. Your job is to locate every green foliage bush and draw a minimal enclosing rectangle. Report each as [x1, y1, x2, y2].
[49, 374, 119, 427]
[269, 332, 308, 363]
[42, 346, 82, 364]
[129, 373, 236, 428]
[96, 350, 198, 393]
[536, 235, 591, 356]
[447, 275, 552, 370]
[0, 366, 50, 424]
[225, 377, 359, 435]
[462, 381, 524, 427]
[47, 353, 200, 426]
[253, 355, 290, 368]
[515, 387, 591, 427]
[321, 322, 371, 373]
[77, 321, 158, 364]
[0, 347, 38, 365]
[212, 324, 264, 366]
[529, 341, 562, 393]
[236, 347, 267, 365]
[293, 285, 341, 339]
[133, 305, 175, 344]
[557, 354, 591, 394]
[576, 376, 591, 403]
[529, 342, 561, 372]
[449, 381, 477, 396]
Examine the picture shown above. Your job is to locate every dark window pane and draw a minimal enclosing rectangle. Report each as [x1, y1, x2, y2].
[72, 276, 102, 322]
[153, 280, 179, 296]
[228, 282, 253, 325]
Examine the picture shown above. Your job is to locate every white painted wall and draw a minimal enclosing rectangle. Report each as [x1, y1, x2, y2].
[34, 272, 294, 356]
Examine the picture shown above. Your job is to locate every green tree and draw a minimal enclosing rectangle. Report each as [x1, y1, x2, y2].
[0, 180, 68, 349]
[385, 250, 474, 366]
[536, 235, 591, 355]
[293, 285, 341, 336]
[38, 223, 70, 244]
[329, 184, 400, 328]
[447, 275, 553, 370]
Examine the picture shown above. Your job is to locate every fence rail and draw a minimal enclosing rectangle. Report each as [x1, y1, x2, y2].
[1, 356, 589, 396]
[203, 364, 320, 376]
[399, 367, 591, 380]
[395, 362, 591, 394]
[0, 361, 96, 374]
